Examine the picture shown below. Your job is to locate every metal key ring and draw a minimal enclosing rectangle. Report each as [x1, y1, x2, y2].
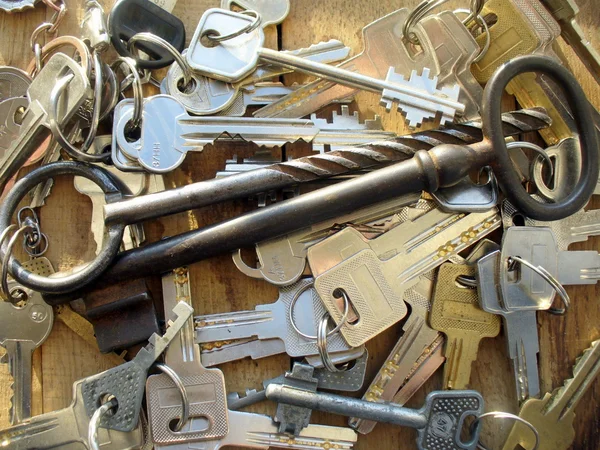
[317, 313, 344, 372]
[506, 256, 571, 314]
[506, 141, 554, 180]
[88, 396, 118, 450]
[127, 33, 192, 89]
[453, 9, 490, 63]
[0, 162, 126, 294]
[288, 281, 350, 340]
[154, 363, 190, 432]
[482, 55, 599, 221]
[206, 10, 262, 43]
[471, 411, 540, 450]
[26, 35, 92, 78]
[111, 57, 143, 130]
[48, 53, 109, 163]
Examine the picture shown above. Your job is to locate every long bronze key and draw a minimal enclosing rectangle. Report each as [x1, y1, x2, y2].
[502, 339, 600, 450]
[429, 263, 500, 390]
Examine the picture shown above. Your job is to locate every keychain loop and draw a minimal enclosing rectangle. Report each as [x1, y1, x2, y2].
[88, 396, 118, 450]
[471, 411, 540, 450]
[506, 141, 554, 180]
[205, 10, 262, 42]
[0, 225, 34, 303]
[111, 57, 143, 130]
[317, 313, 345, 372]
[27, 36, 92, 78]
[154, 363, 190, 432]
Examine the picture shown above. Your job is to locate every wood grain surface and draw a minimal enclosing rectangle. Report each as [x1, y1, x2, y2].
[0, 0, 599, 449]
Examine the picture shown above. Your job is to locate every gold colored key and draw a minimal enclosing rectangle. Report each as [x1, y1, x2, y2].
[503, 339, 600, 450]
[429, 263, 500, 389]
[472, 0, 571, 145]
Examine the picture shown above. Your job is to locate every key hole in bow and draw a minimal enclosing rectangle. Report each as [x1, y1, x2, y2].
[176, 76, 197, 94]
[333, 288, 359, 325]
[200, 30, 220, 48]
[168, 416, 210, 433]
[506, 257, 522, 284]
[97, 393, 119, 416]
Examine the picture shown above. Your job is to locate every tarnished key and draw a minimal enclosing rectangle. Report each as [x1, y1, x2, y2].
[186, 9, 463, 128]
[195, 278, 354, 358]
[0, 53, 90, 192]
[266, 386, 483, 450]
[430, 263, 500, 390]
[0, 380, 146, 449]
[147, 267, 228, 445]
[502, 339, 600, 450]
[0, 258, 54, 424]
[81, 301, 193, 431]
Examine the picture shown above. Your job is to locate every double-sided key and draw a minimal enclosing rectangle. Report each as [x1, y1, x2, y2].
[0, 258, 54, 424]
[147, 267, 228, 445]
[307, 207, 501, 346]
[0, 53, 90, 192]
[429, 263, 501, 390]
[502, 339, 600, 450]
[265, 386, 483, 450]
[186, 9, 463, 128]
[195, 278, 355, 359]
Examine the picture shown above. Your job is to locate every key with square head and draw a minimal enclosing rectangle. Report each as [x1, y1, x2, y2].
[80, 301, 193, 432]
[541, 0, 600, 84]
[477, 250, 542, 402]
[163, 39, 351, 115]
[0, 53, 90, 193]
[0, 258, 54, 424]
[146, 267, 228, 445]
[502, 339, 600, 450]
[0, 379, 147, 449]
[306, 207, 501, 347]
[430, 263, 501, 390]
[195, 278, 354, 358]
[186, 9, 464, 128]
[232, 193, 419, 286]
[265, 386, 483, 450]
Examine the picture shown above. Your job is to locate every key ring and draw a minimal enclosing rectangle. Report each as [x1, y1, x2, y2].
[205, 10, 262, 43]
[154, 363, 190, 432]
[48, 54, 109, 163]
[111, 57, 143, 130]
[471, 411, 540, 450]
[288, 282, 350, 340]
[27, 35, 92, 78]
[17, 207, 49, 257]
[506, 256, 571, 315]
[0, 162, 126, 294]
[88, 396, 118, 450]
[317, 313, 345, 372]
[506, 141, 554, 180]
[127, 32, 193, 89]
[452, 8, 490, 63]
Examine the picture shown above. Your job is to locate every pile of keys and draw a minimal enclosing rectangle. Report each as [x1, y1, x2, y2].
[0, 0, 599, 448]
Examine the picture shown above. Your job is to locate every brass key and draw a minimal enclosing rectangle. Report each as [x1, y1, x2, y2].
[502, 339, 600, 450]
[429, 263, 500, 390]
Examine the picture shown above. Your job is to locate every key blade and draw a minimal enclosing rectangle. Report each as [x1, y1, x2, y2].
[5, 341, 35, 425]
[0, 416, 60, 447]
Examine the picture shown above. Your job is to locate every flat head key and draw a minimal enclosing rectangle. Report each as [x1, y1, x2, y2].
[430, 263, 500, 390]
[0, 53, 90, 193]
[81, 301, 193, 431]
[502, 339, 600, 450]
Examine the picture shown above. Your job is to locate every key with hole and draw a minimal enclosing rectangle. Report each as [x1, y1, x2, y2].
[0, 379, 147, 449]
[146, 267, 228, 444]
[265, 385, 483, 450]
[165, 39, 350, 115]
[307, 207, 501, 346]
[0, 258, 54, 424]
[430, 263, 501, 390]
[350, 274, 441, 434]
[186, 9, 463, 127]
[195, 278, 354, 358]
[221, 0, 290, 27]
[0, 53, 90, 193]
[232, 194, 419, 286]
[502, 339, 600, 450]
[80, 301, 193, 432]
[541, 0, 600, 84]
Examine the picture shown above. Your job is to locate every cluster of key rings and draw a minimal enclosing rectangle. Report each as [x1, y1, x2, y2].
[0, 0, 580, 448]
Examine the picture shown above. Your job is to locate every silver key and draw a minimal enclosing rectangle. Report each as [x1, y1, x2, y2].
[81, 0, 110, 51]
[186, 9, 464, 127]
[81, 301, 193, 431]
[0, 66, 31, 100]
[146, 268, 228, 444]
[0, 380, 146, 449]
[195, 278, 354, 358]
[0, 53, 90, 192]
[0, 258, 54, 424]
[0, 97, 28, 157]
[265, 386, 483, 450]
[220, 0, 290, 27]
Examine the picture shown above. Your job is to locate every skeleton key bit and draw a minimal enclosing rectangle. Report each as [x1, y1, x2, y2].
[0, 53, 90, 192]
[81, 301, 193, 431]
[265, 386, 483, 450]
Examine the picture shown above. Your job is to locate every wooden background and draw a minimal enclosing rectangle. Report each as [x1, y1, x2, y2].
[0, 0, 599, 448]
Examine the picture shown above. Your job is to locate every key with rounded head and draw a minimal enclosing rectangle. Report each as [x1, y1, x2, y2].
[0, 258, 54, 424]
[186, 8, 464, 128]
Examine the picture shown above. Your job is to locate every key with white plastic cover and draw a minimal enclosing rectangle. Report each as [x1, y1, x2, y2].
[185, 8, 464, 127]
[195, 278, 354, 358]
